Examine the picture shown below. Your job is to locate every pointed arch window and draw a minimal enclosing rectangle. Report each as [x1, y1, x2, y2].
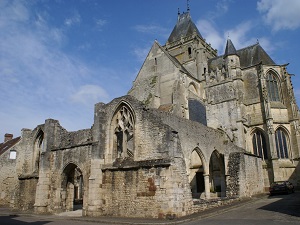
[252, 130, 268, 160]
[266, 72, 280, 102]
[275, 128, 290, 159]
[33, 130, 44, 172]
[113, 105, 135, 159]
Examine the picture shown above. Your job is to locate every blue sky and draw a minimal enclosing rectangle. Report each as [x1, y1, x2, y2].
[1, 0, 300, 142]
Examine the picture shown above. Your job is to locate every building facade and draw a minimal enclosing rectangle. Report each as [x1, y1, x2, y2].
[129, 10, 300, 188]
[0, 10, 299, 218]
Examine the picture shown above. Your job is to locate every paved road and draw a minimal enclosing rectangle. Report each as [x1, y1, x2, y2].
[0, 192, 299, 225]
[183, 192, 300, 225]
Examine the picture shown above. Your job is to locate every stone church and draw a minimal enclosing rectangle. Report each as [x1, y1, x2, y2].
[1, 9, 299, 219]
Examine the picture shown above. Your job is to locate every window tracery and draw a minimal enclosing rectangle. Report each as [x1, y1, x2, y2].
[113, 105, 134, 159]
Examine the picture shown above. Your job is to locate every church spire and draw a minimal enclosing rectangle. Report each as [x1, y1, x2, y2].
[224, 38, 237, 58]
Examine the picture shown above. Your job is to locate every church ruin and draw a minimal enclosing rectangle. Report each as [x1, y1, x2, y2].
[1, 9, 300, 219]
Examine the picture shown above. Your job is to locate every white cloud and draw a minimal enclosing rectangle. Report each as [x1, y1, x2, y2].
[216, 0, 231, 14]
[197, 19, 273, 55]
[133, 44, 152, 62]
[196, 20, 224, 52]
[96, 19, 107, 27]
[134, 24, 169, 39]
[71, 85, 109, 105]
[0, 1, 116, 140]
[224, 21, 255, 49]
[206, 0, 232, 20]
[0, 0, 29, 27]
[257, 0, 300, 31]
[64, 11, 81, 27]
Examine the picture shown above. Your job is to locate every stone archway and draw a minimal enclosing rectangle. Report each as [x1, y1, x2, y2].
[189, 148, 208, 199]
[209, 150, 226, 197]
[61, 163, 84, 211]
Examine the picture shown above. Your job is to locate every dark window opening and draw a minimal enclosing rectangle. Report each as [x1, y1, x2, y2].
[252, 130, 268, 160]
[188, 47, 192, 57]
[266, 72, 280, 102]
[275, 128, 289, 159]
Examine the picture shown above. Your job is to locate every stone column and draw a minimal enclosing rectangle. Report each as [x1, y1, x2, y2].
[204, 174, 210, 199]
[220, 175, 226, 197]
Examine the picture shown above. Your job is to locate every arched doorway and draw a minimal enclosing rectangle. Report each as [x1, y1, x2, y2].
[61, 163, 84, 211]
[189, 149, 207, 198]
[209, 150, 226, 197]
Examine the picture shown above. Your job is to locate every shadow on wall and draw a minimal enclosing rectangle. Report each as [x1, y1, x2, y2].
[0, 215, 51, 224]
[290, 160, 300, 190]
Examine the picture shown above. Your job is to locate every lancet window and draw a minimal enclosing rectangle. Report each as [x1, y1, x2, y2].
[275, 128, 290, 159]
[266, 72, 280, 102]
[252, 130, 268, 160]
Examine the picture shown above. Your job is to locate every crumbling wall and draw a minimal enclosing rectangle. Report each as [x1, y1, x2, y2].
[0, 150, 18, 206]
[101, 159, 192, 218]
[227, 152, 264, 197]
[90, 96, 193, 218]
[14, 178, 38, 210]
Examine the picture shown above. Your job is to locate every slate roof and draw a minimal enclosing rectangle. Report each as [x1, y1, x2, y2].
[0, 137, 21, 156]
[167, 12, 202, 43]
[224, 39, 237, 58]
[209, 43, 276, 71]
[238, 43, 275, 68]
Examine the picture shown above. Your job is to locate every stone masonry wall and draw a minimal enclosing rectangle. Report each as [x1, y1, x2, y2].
[14, 178, 38, 210]
[0, 149, 18, 206]
[227, 152, 264, 197]
[91, 96, 193, 218]
[101, 161, 192, 219]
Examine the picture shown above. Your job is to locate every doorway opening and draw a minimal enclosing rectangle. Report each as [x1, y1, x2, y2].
[61, 163, 84, 211]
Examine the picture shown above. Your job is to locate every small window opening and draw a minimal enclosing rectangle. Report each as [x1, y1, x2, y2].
[9, 150, 17, 159]
[188, 47, 192, 57]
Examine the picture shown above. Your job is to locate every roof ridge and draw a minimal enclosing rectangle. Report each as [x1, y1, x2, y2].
[236, 42, 260, 52]
[0, 136, 21, 156]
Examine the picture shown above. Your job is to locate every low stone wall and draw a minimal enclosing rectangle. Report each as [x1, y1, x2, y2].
[192, 197, 238, 213]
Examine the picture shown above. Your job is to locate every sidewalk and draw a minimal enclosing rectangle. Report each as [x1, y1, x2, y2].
[0, 194, 268, 225]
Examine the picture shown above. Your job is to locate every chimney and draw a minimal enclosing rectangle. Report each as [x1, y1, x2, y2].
[4, 133, 13, 142]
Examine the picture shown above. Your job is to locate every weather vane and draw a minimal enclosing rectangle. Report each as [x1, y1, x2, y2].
[187, 0, 190, 11]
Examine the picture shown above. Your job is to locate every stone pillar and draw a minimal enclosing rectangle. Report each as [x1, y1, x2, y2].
[87, 159, 104, 216]
[220, 175, 226, 197]
[34, 173, 50, 213]
[204, 174, 210, 199]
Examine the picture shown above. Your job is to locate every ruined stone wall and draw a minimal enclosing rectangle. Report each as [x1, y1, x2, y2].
[0, 148, 18, 206]
[150, 108, 243, 166]
[91, 96, 193, 218]
[101, 161, 192, 218]
[14, 178, 38, 210]
[47, 145, 91, 214]
[227, 152, 264, 197]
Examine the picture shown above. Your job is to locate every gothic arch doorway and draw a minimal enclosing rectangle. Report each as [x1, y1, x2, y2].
[209, 150, 226, 197]
[61, 163, 84, 211]
[189, 149, 207, 198]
